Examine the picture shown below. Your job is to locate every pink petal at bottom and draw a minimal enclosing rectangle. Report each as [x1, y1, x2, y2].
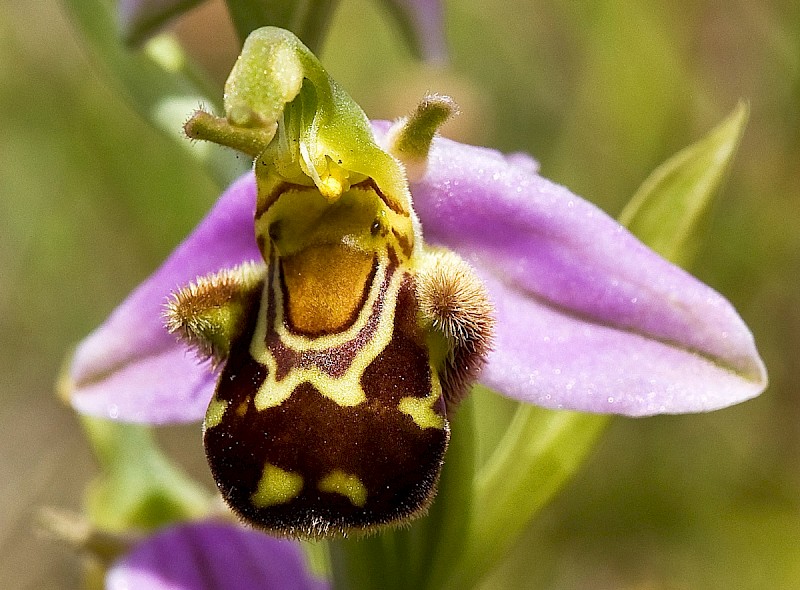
[106, 521, 328, 590]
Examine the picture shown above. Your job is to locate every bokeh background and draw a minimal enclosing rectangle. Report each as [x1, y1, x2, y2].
[2, 0, 798, 587]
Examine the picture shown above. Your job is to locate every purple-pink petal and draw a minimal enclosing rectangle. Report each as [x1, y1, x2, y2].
[400, 132, 766, 415]
[478, 270, 764, 415]
[106, 521, 328, 590]
[69, 175, 260, 423]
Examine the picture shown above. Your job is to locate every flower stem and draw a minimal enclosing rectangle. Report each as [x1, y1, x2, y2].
[224, 0, 340, 53]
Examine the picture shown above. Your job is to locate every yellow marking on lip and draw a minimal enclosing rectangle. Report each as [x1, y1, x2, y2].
[255, 366, 366, 409]
[398, 372, 445, 430]
[251, 464, 304, 507]
[267, 255, 389, 351]
[318, 470, 368, 507]
[204, 398, 228, 429]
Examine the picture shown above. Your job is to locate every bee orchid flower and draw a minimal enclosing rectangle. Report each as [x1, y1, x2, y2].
[65, 124, 766, 424]
[71, 113, 767, 589]
[61, 25, 765, 590]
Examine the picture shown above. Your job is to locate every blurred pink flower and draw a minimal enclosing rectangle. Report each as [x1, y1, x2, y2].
[106, 521, 327, 590]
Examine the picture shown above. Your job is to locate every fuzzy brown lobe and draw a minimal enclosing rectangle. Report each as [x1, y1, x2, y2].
[417, 251, 495, 407]
[165, 263, 265, 363]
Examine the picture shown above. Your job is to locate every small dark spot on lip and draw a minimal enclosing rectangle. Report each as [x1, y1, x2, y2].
[269, 221, 282, 243]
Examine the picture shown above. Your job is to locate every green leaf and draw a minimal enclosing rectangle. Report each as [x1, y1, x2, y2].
[82, 417, 211, 532]
[619, 102, 749, 264]
[224, 0, 339, 53]
[445, 396, 608, 590]
[63, 0, 248, 189]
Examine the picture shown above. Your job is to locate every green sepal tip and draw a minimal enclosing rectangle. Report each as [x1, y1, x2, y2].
[619, 102, 749, 265]
[387, 94, 457, 179]
[390, 95, 457, 155]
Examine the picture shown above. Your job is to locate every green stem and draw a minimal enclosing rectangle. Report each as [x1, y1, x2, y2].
[80, 417, 211, 531]
[224, 0, 340, 53]
[414, 397, 476, 590]
[329, 532, 397, 590]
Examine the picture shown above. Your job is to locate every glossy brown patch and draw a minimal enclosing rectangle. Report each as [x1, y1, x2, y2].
[360, 274, 431, 398]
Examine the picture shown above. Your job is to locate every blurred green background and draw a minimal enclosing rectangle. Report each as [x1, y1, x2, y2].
[2, 0, 798, 588]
